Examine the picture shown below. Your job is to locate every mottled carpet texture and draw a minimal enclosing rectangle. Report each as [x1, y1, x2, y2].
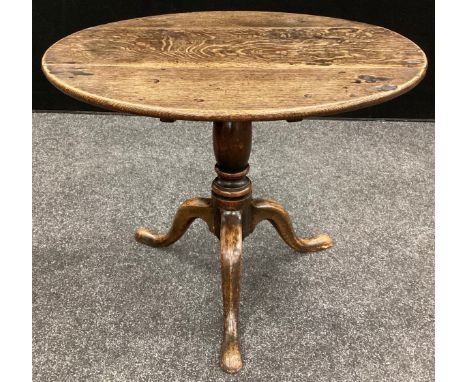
[33, 113, 434, 381]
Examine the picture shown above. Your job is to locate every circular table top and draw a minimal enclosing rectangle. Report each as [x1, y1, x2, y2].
[42, 11, 427, 121]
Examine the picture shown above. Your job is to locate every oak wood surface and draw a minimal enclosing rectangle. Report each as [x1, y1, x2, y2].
[42, 11, 427, 121]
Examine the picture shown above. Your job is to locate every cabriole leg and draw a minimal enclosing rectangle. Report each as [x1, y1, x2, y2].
[250, 198, 333, 252]
[135, 197, 214, 247]
[219, 210, 244, 373]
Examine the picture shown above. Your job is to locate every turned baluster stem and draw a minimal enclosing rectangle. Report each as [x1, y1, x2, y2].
[212, 121, 253, 236]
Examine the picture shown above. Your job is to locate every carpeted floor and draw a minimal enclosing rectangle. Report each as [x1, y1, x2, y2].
[32, 112, 434, 381]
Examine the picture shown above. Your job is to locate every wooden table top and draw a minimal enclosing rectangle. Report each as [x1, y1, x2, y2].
[42, 11, 427, 121]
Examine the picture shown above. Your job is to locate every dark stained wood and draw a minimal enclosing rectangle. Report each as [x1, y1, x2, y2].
[42, 11, 427, 121]
[134, 197, 214, 246]
[213, 122, 251, 173]
[251, 198, 333, 252]
[219, 210, 243, 374]
[135, 121, 334, 373]
[212, 121, 252, 198]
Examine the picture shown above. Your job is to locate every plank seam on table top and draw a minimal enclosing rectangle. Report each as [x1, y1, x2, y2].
[44, 63, 424, 69]
[41, 11, 427, 121]
[41, 59, 426, 121]
[39, 76, 425, 121]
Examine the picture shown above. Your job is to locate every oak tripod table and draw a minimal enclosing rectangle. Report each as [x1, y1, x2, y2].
[42, 11, 427, 373]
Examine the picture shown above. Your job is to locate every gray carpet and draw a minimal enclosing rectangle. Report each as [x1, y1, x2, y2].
[32, 112, 434, 382]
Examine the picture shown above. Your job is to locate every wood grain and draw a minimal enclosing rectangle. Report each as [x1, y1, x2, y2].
[134, 197, 214, 246]
[219, 210, 243, 374]
[134, 120, 335, 373]
[42, 11, 427, 121]
[251, 198, 333, 252]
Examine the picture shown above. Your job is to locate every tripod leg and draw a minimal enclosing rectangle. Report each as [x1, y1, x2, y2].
[251, 198, 332, 252]
[135, 197, 213, 247]
[219, 210, 243, 373]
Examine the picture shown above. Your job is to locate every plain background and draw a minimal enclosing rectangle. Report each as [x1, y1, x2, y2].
[33, 0, 434, 119]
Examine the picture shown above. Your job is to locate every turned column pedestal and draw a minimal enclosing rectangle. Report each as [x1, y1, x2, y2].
[134, 121, 333, 373]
